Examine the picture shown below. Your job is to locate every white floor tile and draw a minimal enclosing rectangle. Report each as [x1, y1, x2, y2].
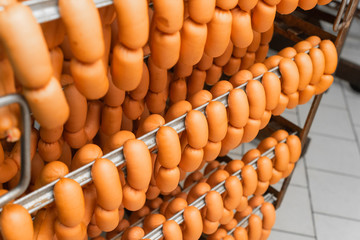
[341, 80, 360, 100]
[314, 213, 360, 240]
[321, 81, 346, 109]
[273, 185, 315, 236]
[346, 97, 360, 126]
[281, 111, 299, 125]
[298, 104, 355, 140]
[291, 158, 307, 187]
[355, 126, 360, 149]
[305, 134, 360, 177]
[308, 169, 360, 220]
[228, 145, 243, 160]
[268, 230, 315, 240]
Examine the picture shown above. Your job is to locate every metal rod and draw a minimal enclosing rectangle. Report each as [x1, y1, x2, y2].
[0, 94, 31, 207]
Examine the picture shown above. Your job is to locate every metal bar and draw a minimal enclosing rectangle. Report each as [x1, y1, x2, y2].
[0, 94, 31, 207]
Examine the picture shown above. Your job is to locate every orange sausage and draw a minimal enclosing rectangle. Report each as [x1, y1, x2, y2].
[205, 191, 224, 222]
[299, 0, 317, 10]
[188, 69, 206, 96]
[206, 101, 228, 142]
[156, 166, 180, 193]
[293, 40, 313, 53]
[111, 44, 143, 91]
[238, 0, 259, 11]
[233, 226, 248, 240]
[94, 206, 119, 232]
[187, 182, 211, 203]
[0, 203, 33, 240]
[197, 52, 214, 71]
[205, 64, 223, 85]
[54, 221, 86, 240]
[180, 145, 204, 172]
[262, 72, 281, 111]
[130, 62, 150, 100]
[59, 0, 104, 63]
[169, 78, 187, 104]
[231, 8, 253, 48]
[35, 161, 68, 189]
[233, 46, 247, 58]
[309, 48, 325, 85]
[217, 0, 238, 9]
[100, 105, 122, 136]
[274, 142, 290, 172]
[188, 0, 216, 24]
[254, 180, 270, 196]
[272, 92, 289, 116]
[229, 69, 253, 87]
[261, 202, 276, 230]
[294, 52, 313, 91]
[53, 178, 85, 227]
[148, 56, 168, 93]
[0, 3, 52, 89]
[37, 139, 62, 163]
[256, 44, 269, 63]
[174, 60, 193, 78]
[163, 220, 183, 240]
[113, 0, 149, 49]
[306, 36, 321, 47]
[242, 149, 261, 165]
[164, 100, 192, 122]
[248, 63, 268, 77]
[240, 52, 255, 70]
[220, 125, 244, 156]
[299, 84, 315, 105]
[241, 165, 258, 196]
[228, 89, 250, 128]
[184, 171, 204, 189]
[223, 57, 241, 76]
[182, 206, 203, 240]
[214, 41, 234, 68]
[278, 47, 297, 58]
[219, 207, 234, 225]
[122, 184, 146, 211]
[143, 214, 166, 234]
[50, 47, 64, 81]
[205, 8, 232, 58]
[185, 110, 209, 149]
[246, 80, 266, 120]
[248, 214, 262, 240]
[263, 54, 282, 69]
[179, 18, 207, 65]
[122, 95, 145, 120]
[276, 0, 299, 14]
[210, 80, 234, 98]
[123, 139, 152, 190]
[286, 135, 301, 164]
[103, 72, 125, 106]
[41, 19, 66, 50]
[259, 110, 271, 130]
[315, 74, 334, 95]
[252, 1, 276, 33]
[150, 28, 181, 69]
[261, 24, 274, 44]
[257, 136, 277, 154]
[224, 176, 243, 210]
[236, 196, 249, 212]
[287, 91, 299, 109]
[319, 40, 338, 74]
[247, 31, 261, 53]
[207, 169, 230, 188]
[224, 160, 244, 174]
[23, 77, 69, 129]
[257, 156, 273, 182]
[156, 126, 181, 168]
[146, 90, 168, 114]
[279, 58, 299, 94]
[153, 0, 183, 34]
[104, 130, 135, 154]
[71, 144, 103, 170]
[165, 197, 188, 219]
[92, 158, 122, 211]
[33, 207, 57, 240]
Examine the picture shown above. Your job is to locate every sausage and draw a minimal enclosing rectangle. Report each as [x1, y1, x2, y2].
[35, 161, 68, 189]
[248, 63, 267, 78]
[241, 165, 258, 196]
[248, 195, 264, 209]
[286, 135, 302, 163]
[150, 28, 181, 69]
[272, 92, 289, 116]
[148, 56, 168, 93]
[165, 198, 188, 219]
[94, 206, 119, 232]
[71, 144, 103, 170]
[299, 84, 316, 105]
[122, 184, 146, 211]
[261, 202, 276, 230]
[299, 0, 317, 10]
[220, 125, 244, 156]
[269, 168, 283, 185]
[263, 55, 282, 69]
[205, 191, 224, 222]
[271, 129, 288, 142]
[224, 160, 244, 174]
[315, 74, 334, 95]
[276, 0, 299, 14]
[235, 196, 249, 212]
[214, 41, 233, 67]
[122, 95, 145, 120]
[252, 1, 276, 33]
[33, 207, 57, 240]
[0, 3, 52, 89]
[224, 176, 243, 210]
[163, 220, 183, 240]
[210, 80, 234, 98]
[188, 69, 206, 97]
[235, 205, 252, 221]
[180, 145, 204, 172]
[261, 24, 274, 44]
[248, 214, 262, 240]
[229, 70, 253, 87]
[187, 182, 211, 204]
[207, 169, 230, 188]
[216, 0, 238, 9]
[205, 64, 223, 85]
[137, 114, 165, 137]
[208, 228, 227, 240]
[261, 72, 281, 111]
[219, 207, 234, 225]
[257, 156, 273, 182]
[59, 0, 104, 63]
[179, 18, 207, 65]
[228, 89, 250, 128]
[257, 136, 277, 154]
[54, 220, 86, 240]
[41, 19, 65, 50]
[241, 118, 261, 143]
[223, 57, 241, 76]
[278, 47, 297, 58]
[143, 214, 166, 234]
[197, 52, 214, 71]
[156, 166, 180, 193]
[100, 105, 122, 136]
[165, 100, 192, 122]
[233, 46, 247, 58]
[53, 178, 85, 227]
[153, 0, 183, 34]
[279, 58, 299, 94]
[50, 47, 64, 81]
[113, 0, 149, 49]
[111, 44, 143, 91]
[182, 206, 203, 240]
[306, 36, 321, 47]
[189, 90, 212, 108]
[204, 8, 232, 58]
[293, 40, 313, 53]
[169, 78, 187, 104]
[123, 139, 152, 190]
[238, 0, 259, 11]
[62, 129, 87, 150]
[0, 203, 33, 240]
[231, 8, 253, 48]
[294, 52, 313, 91]
[206, 101, 228, 142]
[185, 110, 209, 149]
[233, 226, 248, 240]
[37, 139, 63, 163]
[240, 52, 255, 70]
[254, 180, 270, 196]
[129, 62, 150, 100]
[24, 77, 69, 129]
[309, 48, 325, 85]
[156, 126, 181, 168]
[92, 158, 122, 211]
[247, 31, 261, 53]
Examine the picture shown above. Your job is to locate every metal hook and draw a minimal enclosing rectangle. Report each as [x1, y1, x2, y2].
[0, 94, 31, 207]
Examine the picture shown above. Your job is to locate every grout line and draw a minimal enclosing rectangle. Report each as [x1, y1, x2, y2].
[321, 103, 347, 111]
[314, 211, 360, 223]
[306, 167, 360, 180]
[289, 183, 308, 189]
[271, 228, 315, 238]
[308, 131, 356, 142]
[340, 83, 360, 160]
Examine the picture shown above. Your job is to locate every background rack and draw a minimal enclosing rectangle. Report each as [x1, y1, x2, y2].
[0, 0, 357, 239]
